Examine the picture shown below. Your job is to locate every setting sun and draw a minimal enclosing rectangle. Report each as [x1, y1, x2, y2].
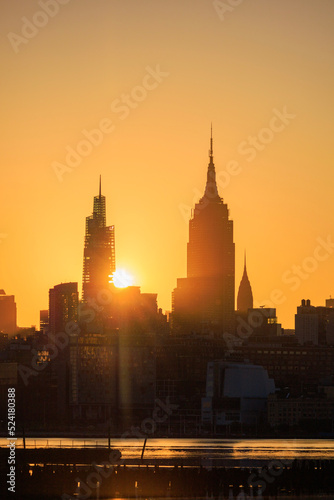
[110, 269, 134, 288]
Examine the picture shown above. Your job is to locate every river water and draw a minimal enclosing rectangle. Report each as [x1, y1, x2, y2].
[2, 438, 333, 499]
[2, 437, 334, 465]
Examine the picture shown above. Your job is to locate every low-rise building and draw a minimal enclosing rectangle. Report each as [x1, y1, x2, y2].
[201, 361, 275, 427]
[268, 392, 334, 428]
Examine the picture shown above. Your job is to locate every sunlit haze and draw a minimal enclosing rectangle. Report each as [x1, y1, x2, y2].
[1, 0, 334, 329]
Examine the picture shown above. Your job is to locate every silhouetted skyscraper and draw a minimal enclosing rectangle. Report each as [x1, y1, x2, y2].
[0, 290, 17, 337]
[82, 177, 115, 301]
[172, 129, 235, 336]
[237, 254, 253, 312]
[48, 282, 79, 424]
[40, 309, 49, 334]
[49, 282, 78, 334]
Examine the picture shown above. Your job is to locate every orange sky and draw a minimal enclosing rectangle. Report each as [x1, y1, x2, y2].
[1, 0, 334, 329]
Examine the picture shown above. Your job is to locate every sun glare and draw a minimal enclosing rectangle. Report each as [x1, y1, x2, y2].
[110, 269, 134, 288]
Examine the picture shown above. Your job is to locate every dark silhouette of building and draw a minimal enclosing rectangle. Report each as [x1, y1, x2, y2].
[268, 391, 334, 429]
[48, 282, 79, 424]
[326, 297, 334, 308]
[69, 327, 158, 430]
[108, 286, 160, 332]
[70, 288, 168, 430]
[295, 299, 334, 345]
[49, 282, 78, 334]
[202, 361, 274, 428]
[0, 289, 17, 337]
[172, 129, 235, 337]
[234, 307, 282, 345]
[39, 309, 49, 334]
[236, 341, 334, 394]
[0, 332, 59, 429]
[237, 253, 253, 312]
[155, 335, 227, 434]
[82, 176, 115, 302]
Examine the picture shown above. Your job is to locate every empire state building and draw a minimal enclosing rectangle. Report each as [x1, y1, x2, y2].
[172, 131, 235, 336]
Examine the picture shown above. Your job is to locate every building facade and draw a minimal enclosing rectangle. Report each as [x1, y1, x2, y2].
[49, 282, 78, 334]
[172, 131, 235, 337]
[82, 177, 116, 302]
[268, 392, 334, 429]
[295, 299, 334, 345]
[236, 343, 334, 394]
[201, 361, 275, 427]
[0, 290, 17, 336]
[48, 282, 79, 424]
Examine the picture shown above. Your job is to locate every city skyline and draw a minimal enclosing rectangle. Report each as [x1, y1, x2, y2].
[1, 1, 334, 329]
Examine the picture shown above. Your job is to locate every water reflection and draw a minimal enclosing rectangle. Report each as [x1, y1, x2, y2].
[1, 437, 334, 462]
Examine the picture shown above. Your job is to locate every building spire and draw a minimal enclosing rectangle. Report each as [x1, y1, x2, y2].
[203, 125, 220, 201]
[237, 250, 253, 312]
[242, 251, 250, 279]
[209, 123, 213, 163]
[99, 175, 102, 198]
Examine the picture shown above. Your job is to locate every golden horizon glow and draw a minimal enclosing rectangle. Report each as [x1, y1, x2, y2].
[110, 269, 134, 289]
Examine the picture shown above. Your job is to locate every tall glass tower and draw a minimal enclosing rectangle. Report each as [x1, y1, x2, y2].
[82, 177, 115, 301]
[172, 130, 235, 336]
